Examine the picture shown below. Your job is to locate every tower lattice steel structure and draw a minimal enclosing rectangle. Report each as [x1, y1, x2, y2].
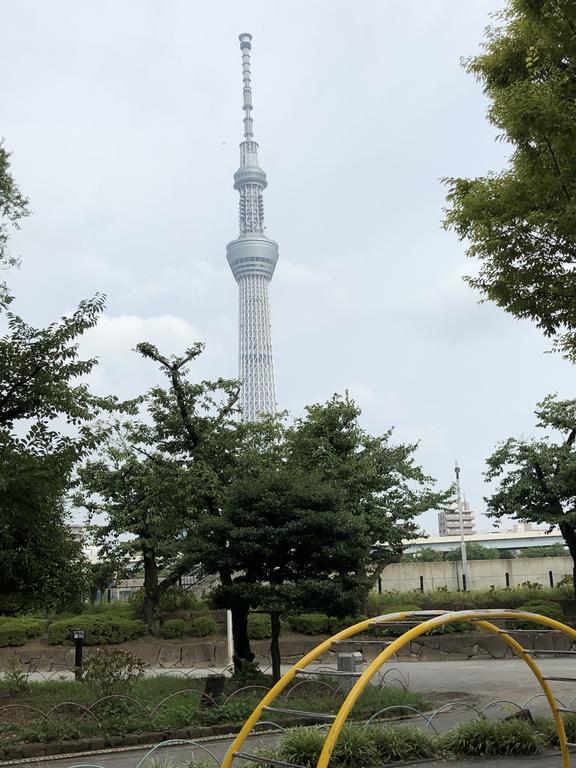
[226, 33, 278, 421]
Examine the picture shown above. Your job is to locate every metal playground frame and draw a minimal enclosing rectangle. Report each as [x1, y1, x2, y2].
[221, 609, 576, 768]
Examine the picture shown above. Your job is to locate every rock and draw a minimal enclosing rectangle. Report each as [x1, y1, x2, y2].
[157, 646, 181, 668]
[180, 643, 214, 666]
[21, 744, 46, 758]
[123, 733, 141, 746]
[477, 635, 509, 658]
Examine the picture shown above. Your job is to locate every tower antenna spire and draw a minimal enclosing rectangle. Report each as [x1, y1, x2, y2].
[226, 33, 280, 422]
[239, 33, 254, 140]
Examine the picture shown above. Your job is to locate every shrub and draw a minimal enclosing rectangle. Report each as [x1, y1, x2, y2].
[327, 616, 367, 634]
[367, 605, 421, 636]
[332, 724, 379, 767]
[286, 614, 330, 635]
[280, 727, 325, 767]
[130, 587, 202, 620]
[160, 619, 185, 638]
[186, 615, 218, 637]
[82, 648, 145, 696]
[368, 724, 438, 762]
[0, 617, 44, 647]
[248, 613, 272, 639]
[2, 656, 29, 693]
[517, 600, 565, 629]
[237, 745, 281, 768]
[442, 717, 542, 756]
[47, 615, 147, 645]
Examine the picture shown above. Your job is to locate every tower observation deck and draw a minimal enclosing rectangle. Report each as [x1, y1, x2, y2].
[226, 33, 279, 421]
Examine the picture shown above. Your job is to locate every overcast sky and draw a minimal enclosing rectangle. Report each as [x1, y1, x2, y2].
[3, 1, 574, 534]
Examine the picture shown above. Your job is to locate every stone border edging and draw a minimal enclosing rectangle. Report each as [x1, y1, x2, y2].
[0, 717, 325, 763]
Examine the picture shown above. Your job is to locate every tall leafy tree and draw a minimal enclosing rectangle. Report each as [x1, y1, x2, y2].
[0, 298, 122, 613]
[287, 396, 448, 585]
[78, 440, 204, 628]
[444, 1, 576, 358]
[0, 141, 29, 307]
[0, 146, 120, 613]
[485, 395, 576, 596]
[77, 342, 240, 630]
[201, 396, 446, 675]
[200, 415, 370, 680]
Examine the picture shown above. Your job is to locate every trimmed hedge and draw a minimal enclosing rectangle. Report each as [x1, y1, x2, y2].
[159, 619, 185, 638]
[187, 615, 218, 637]
[47, 615, 147, 645]
[286, 614, 368, 635]
[286, 613, 330, 635]
[248, 613, 272, 639]
[517, 600, 565, 630]
[0, 617, 45, 647]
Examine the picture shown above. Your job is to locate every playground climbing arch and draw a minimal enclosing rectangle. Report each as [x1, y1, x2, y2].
[221, 609, 576, 768]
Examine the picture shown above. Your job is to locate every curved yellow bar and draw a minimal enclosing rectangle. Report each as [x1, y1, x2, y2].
[220, 611, 412, 768]
[477, 619, 571, 768]
[318, 610, 576, 768]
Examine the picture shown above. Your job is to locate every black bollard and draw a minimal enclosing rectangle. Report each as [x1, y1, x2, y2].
[71, 629, 85, 680]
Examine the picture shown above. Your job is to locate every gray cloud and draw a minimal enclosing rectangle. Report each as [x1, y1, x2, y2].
[3, 0, 574, 534]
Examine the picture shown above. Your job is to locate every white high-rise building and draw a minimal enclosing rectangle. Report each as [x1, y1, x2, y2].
[438, 500, 476, 537]
[226, 33, 278, 421]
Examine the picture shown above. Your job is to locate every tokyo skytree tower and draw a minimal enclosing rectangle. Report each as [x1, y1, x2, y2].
[226, 33, 279, 421]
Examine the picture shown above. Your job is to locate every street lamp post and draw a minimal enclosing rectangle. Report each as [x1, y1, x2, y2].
[455, 461, 470, 591]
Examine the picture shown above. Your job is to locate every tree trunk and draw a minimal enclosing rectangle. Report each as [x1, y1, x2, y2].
[142, 547, 161, 632]
[270, 611, 282, 683]
[559, 522, 576, 601]
[231, 603, 255, 673]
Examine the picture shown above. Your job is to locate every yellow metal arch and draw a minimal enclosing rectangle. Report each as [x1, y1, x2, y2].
[221, 610, 576, 768]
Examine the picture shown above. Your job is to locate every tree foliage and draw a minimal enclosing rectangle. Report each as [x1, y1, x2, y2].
[0, 141, 29, 307]
[444, 542, 497, 561]
[0, 297, 122, 614]
[444, 0, 576, 357]
[0, 146, 121, 614]
[77, 342, 240, 630]
[485, 395, 576, 594]
[519, 543, 567, 558]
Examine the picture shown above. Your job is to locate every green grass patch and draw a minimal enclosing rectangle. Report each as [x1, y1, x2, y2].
[0, 674, 429, 749]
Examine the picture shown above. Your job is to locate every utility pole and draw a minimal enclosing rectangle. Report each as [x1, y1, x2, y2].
[455, 461, 470, 590]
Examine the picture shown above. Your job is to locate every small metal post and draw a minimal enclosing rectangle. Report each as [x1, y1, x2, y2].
[377, 577, 382, 594]
[419, 575, 424, 593]
[549, 570, 554, 588]
[72, 629, 85, 680]
[505, 572, 510, 588]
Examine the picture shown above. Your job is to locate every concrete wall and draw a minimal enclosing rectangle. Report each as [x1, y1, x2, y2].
[379, 555, 572, 592]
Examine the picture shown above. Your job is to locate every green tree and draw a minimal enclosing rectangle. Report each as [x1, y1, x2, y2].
[0, 147, 121, 614]
[201, 396, 446, 676]
[282, 396, 448, 584]
[443, 1, 576, 358]
[0, 298, 121, 614]
[200, 414, 370, 680]
[519, 543, 567, 558]
[79, 441, 203, 629]
[412, 547, 445, 562]
[0, 141, 29, 307]
[77, 343, 240, 631]
[87, 557, 129, 603]
[485, 395, 576, 595]
[444, 542, 496, 561]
